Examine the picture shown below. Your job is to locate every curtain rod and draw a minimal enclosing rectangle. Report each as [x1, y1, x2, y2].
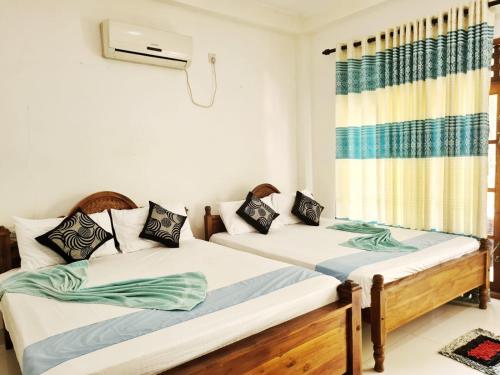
[322, 0, 500, 55]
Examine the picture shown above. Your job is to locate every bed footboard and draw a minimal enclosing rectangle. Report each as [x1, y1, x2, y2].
[165, 280, 362, 375]
[370, 241, 490, 372]
[2, 280, 362, 375]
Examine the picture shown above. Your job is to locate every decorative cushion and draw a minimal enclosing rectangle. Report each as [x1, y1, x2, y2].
[271, 190, 315, 225]
[292, 191, 324, 226]
[110, 202, 193, 253]
[218, 196, 281, 235]
[236, 192, 280, 234]
[139, 201, 187, 248]
[15, 211, 118, 271]
[35, 209, 113, 263]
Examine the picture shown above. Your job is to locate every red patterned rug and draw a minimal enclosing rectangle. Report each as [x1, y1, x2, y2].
[439, 329, 500, 374]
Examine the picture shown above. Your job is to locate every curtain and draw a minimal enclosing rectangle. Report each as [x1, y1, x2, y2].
[335, 0, 494, 238]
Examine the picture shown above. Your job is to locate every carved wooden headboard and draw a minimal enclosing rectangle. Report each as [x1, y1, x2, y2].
[0, 191, 137, 273]
[68, 191, 137, 215]
[204, 183, 280, 240]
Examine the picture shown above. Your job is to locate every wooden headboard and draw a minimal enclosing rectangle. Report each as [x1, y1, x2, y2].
[204, 183, 280, 240]
[0, 191, 137, 273]
[68, 191, 137, 216]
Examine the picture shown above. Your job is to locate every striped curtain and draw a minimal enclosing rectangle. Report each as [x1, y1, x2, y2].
[335, 0, 494, 238]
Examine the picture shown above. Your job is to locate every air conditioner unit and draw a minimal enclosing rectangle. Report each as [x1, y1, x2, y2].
[101, 20, 192, 69]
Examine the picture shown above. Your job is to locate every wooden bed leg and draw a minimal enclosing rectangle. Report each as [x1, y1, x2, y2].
[479, 239, 491, 310]
[371, 274, 386, 373]
[338, 280, 362, 375]
[479, 287, 488, 310]
[4, 328, 13, 350]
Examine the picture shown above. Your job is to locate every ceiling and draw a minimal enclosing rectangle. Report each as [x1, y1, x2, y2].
[255, 0, 339, 17]
[166, 0, 391, 34]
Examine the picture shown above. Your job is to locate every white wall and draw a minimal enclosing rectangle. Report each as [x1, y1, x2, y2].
[0, 0, 300, 237]
[2, 0, 498, 237]
[307, 0, 500, 218]
[295, 34, 314, 191]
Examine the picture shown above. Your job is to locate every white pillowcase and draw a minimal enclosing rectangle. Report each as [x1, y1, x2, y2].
[271, 190, 314, 225]
[14, 210, 118, 271]
[218, 196, 282, 235]
[88, 211, 119, 257]
[110, 203, 194, 253]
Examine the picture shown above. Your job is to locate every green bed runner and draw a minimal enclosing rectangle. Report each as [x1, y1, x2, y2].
[328, 221, 418, 253]
[0, 260, 207, 311]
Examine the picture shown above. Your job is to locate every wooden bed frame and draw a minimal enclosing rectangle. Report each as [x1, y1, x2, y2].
[204, 183, 491, 373]
[0, 191, 362, 375]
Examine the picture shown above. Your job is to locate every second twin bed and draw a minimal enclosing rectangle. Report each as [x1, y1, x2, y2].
[205, 183, 490, 372]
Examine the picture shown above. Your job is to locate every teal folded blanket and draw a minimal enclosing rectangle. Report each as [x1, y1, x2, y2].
[0, 260, 207, 311]
[328, 222, 418, 253]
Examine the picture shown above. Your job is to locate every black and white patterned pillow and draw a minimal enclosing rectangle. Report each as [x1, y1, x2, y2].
[139, 201, 187, 248]
[292, 191, 324, 226]
[236, 192, 279, 234]
[36, 209, 113, 263]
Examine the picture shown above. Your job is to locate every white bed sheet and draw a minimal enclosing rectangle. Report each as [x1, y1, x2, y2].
[0, 239, 341, 375]
[210, 219, 480, 308]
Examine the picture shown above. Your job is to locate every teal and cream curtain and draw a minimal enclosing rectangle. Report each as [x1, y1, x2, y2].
[335, 0, 494, 237]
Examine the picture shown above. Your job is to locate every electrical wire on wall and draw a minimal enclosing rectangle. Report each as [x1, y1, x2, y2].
[184, 54, 217, 108]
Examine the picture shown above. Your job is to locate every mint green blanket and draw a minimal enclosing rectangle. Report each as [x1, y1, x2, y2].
[328, 222, 418, 253]
[0, 261, 207, 311]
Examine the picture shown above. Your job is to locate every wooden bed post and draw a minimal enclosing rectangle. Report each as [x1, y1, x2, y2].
[479, 238, 491, 310]
[0, 227, 13, 350]
[338, 280, 362, 375]
[3, 329, 13, 350]
[371, 274, 386, 373]
[0, 226, 12, 274]
[204, 206, 213, 241]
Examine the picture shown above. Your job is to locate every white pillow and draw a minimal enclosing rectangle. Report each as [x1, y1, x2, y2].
[14, 211, 118, 271]
[15, 217, 64, 271]
[88, 211, 119, 257]
[271, 190, 314, 225]
[110, 203, 194, 253]
[218, 196, 282, 235]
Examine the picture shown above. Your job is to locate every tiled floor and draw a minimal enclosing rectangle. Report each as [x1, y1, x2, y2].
[0, 299, 499, 374]
[362, 299, 500, 374]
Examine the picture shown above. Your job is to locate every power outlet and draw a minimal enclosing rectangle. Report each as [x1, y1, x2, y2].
[208, 53, 216, 64]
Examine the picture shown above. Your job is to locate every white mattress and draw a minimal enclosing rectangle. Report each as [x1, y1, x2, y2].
[211, 219, 480, 308]
[0, 239, 341, 375]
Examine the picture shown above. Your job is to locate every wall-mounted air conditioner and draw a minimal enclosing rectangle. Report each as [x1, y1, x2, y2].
[101, 20, 192, 69]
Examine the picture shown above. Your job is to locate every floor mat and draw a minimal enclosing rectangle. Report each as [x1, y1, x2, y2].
[439, 328, 500, 375]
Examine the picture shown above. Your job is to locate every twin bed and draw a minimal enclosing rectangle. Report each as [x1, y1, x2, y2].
[0, 192, 362, 375]
[205, 183, 491, 373]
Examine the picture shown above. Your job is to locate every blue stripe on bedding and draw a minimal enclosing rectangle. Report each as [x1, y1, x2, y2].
[23, 266, 321, 375]
[315, 231, 457, 282]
